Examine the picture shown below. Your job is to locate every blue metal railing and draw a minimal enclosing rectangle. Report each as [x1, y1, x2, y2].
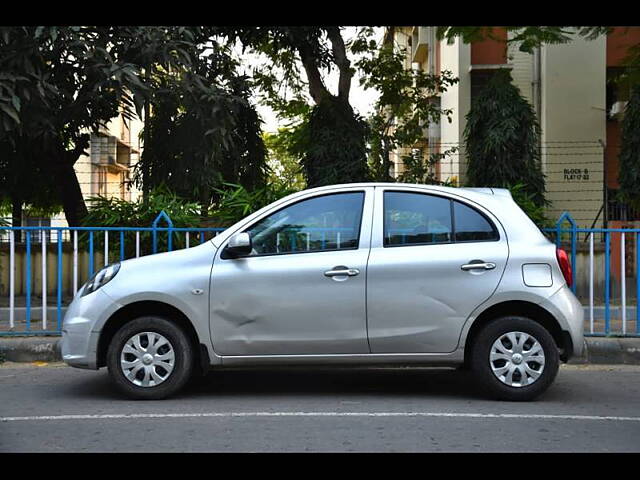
[0, 212, 225, 336]
[2, 211, 638, 337]
[545, 212, 640, 337]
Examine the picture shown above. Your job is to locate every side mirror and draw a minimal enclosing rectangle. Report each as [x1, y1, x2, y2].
[224, 232, 252, 258]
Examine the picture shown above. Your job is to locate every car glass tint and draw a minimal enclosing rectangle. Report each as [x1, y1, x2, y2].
[453, 201, 499, 242]
[384, 192, 452, 246]
[246, 192, 364, 255]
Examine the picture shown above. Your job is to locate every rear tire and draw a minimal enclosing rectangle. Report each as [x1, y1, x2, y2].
[470, 316, 559, 401]
[106, 316, 194, 400]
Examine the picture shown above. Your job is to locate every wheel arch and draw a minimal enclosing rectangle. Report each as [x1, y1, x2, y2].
[97, 300, 207, 370]
[463, 300, 573, 366]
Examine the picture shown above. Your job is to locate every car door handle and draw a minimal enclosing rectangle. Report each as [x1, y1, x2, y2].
[324, 267, 360, 277]
[461, 262, 496, 271]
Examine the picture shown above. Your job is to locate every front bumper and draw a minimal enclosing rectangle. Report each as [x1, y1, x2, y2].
[539, 286, 585, 359]
[61, 289, 121, 370]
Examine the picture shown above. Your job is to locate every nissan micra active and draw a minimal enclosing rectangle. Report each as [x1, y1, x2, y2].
[62, 183, 583, 401]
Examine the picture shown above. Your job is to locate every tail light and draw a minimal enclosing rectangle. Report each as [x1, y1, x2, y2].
[556, 247, 573, 287]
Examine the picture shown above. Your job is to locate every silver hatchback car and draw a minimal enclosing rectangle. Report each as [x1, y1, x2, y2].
[62, 183, 583, 401]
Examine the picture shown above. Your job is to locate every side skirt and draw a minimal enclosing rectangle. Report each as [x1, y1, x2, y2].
[218, 350, 465, 367]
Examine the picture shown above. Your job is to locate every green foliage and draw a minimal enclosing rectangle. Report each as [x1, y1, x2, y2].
[508, 183, 551, 228]
[210, 182, 300, 226]
[263, 129, 306, 190]
[397, 149, 459, 186]
[137, 68, 268, 209]
[618, 85, 640, 212]
[81, 186, 203, 256]
[293, 96, 370, 187]
[82, 186, 202, 228]
[0, 26, 249, 225]
[464, 69, 546, 207]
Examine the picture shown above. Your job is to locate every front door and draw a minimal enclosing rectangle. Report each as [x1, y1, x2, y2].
[366, 188, 509, 353]
[209, 188, 373, 356]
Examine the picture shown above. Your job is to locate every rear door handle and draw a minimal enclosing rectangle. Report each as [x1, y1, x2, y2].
[461, 262, 496, 271]
[324, 267, 360, 277]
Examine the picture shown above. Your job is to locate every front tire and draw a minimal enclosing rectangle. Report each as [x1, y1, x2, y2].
[106, 317, 194, 400]
[470, 316, 559, 401]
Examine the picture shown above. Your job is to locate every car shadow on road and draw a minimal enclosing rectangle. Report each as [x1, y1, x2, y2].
[184, 367, 486, 400]
[60, 366, 488, 401]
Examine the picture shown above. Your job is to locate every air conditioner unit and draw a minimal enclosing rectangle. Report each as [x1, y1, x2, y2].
[90, 134, 130, 171]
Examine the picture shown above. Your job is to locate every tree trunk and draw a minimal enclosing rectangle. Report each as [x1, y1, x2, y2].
[11, 195, 22, 243]
[50, 136, 90, 227]
[53, 161, 88, 227]
[11, 196, 22, 228]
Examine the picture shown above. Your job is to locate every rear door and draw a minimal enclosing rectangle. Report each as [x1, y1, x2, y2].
[366, 187, 508, 353]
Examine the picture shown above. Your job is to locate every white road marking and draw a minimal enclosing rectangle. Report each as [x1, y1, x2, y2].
[2, 411, 640, 423]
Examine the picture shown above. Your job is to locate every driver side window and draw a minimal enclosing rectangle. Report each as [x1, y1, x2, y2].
[244, 192, 365, 256]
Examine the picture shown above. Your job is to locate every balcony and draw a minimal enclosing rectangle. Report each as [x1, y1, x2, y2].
[411, 27, 429, 64]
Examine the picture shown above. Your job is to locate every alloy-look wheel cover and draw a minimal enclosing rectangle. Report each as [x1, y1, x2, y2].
[489, 331, 546, 388]
[120, 332, 176, 387]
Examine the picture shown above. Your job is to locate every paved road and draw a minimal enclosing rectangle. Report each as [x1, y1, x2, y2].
[1, 363, 639, 452]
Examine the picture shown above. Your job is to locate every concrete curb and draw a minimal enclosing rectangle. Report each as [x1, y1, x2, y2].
[570, 338, 640, 365]
[1, 336, 640, 365]
[0, 336, 62, 363]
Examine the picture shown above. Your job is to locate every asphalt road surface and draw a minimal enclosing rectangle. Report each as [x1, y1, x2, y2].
[1, 362, 639, 452]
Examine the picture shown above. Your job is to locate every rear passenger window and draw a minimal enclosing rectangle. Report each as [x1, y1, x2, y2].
[453, 201, 499, 242]
[383, 191, 499, 247]
[384, 192, 452, 246]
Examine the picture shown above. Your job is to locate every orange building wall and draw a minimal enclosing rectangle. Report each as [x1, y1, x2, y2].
[605, 121, 622, 189]
[470, 28, 508, 65]
[607, 27, 640, 67]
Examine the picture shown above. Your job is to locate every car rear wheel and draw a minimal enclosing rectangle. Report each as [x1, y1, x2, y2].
[106, 317, 194, 400]
[470, 316, 559, 401]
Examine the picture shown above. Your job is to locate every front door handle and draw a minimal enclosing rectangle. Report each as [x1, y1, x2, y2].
[461, 262, 496, 271]
[324, 266, 360, 277]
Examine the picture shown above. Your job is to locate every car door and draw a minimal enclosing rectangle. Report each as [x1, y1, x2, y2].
[209, 187, 374, 356]
[366, 187, 509, 353]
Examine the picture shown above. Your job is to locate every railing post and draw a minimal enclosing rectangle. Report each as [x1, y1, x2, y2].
[9, 230, 15, 330]
[637, 232, 640, 335]
[42, 230, 47, 330]
[605, 232, 611, 335]
[25, 230, 31, 331]
[57, 229, 63, 331]
[151, 211, 173, 254]
[556, 212, 577, 293]
[89, 231, 94, 276]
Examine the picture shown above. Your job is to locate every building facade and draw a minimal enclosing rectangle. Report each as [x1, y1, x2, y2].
[387, 26, 640, 229]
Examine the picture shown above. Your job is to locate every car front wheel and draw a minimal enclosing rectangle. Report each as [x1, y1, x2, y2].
[106, 317, 194, 400]
[470, 316, 559, 401]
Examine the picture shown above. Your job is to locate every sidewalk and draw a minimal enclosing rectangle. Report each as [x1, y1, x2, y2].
[1, 336, 639, 365]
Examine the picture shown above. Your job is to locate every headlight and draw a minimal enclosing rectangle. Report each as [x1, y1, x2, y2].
[81, 263, 120, 297]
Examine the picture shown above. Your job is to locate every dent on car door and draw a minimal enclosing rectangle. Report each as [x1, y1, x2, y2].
[209, 188, 374, 356]
[366, 189, 508, 354]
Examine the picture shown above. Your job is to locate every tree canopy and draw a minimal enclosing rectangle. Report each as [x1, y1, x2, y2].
[0, 26, 267, 225]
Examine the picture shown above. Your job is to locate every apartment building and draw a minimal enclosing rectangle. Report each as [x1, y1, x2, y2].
[387, 26, 640, 229]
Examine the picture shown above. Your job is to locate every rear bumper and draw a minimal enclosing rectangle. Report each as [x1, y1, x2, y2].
[539, 286, 584, 359]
